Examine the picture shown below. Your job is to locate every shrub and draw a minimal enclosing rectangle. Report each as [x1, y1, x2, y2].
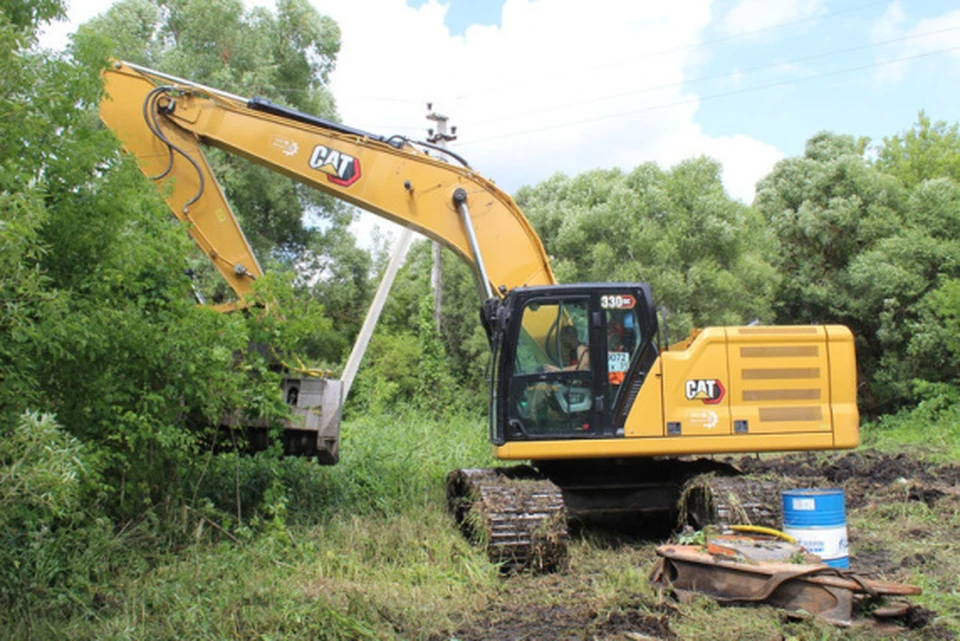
[0, 413, 113, 625]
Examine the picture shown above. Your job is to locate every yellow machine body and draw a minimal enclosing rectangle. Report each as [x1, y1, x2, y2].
[496, 325, 858, 461]
[99, 61, 555, 304]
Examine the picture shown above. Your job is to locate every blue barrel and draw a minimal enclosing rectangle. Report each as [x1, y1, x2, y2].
[782, 489, 849, 569]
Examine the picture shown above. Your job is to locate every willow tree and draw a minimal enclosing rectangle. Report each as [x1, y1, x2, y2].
[756, 130, 960, 413]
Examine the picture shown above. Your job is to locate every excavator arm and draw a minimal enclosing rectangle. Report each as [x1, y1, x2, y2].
[99, 61, 555, 306]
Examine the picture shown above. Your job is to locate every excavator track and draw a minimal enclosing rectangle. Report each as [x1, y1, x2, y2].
[446, 467, 568, 572]
[678, 472, 788, 530]
[446, 461, 793, 573]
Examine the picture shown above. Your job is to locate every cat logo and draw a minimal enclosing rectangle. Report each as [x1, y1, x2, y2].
[308, 145, 361, 187]
[685, 379, 725, 405]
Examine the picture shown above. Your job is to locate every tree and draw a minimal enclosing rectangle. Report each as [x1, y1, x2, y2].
[515, 159, 779, 339]
[756, 130, 960, 413]
[348, 238, 489, 415]
[0, 0, 309, 524]
[0, 0, 305, 622]
[876, 111, 960, 189]
[82, 0, 374, 358]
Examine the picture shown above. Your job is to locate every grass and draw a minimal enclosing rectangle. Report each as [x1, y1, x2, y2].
[861, 396, 960, 461]
[6, 404, 960, 639]
[5, 410, 500, 640]
[53, 510, 499, 640]
[848, 487, 960, 635]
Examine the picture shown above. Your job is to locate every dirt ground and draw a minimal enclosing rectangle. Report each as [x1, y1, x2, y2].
[440, 451, 960, 641]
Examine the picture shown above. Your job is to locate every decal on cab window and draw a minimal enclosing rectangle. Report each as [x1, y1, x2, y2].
[600, 294, 636, 310]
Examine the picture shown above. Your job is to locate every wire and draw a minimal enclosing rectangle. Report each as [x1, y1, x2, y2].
[329, 94, 424, 105]
[459, 25, 960, 129]
[257, 0, 894, 113]
[455, 45, 960, 148]
[411, 138, 472, 168]
[637, 0, 890, 60]
[451, 0, 892, 102]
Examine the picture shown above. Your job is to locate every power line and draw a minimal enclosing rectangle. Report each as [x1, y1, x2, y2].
[458, 25, 960, 130]
[327, 94, 423, 105]
[450, 0, 891, 102]
[277, 0, 893, 108]
[454, 45, 960, 148]
[456, 26, 960, 127]
[642, 0, 890, 59]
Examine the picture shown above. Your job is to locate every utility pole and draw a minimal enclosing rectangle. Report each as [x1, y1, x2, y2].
[426, 104, 457, 330]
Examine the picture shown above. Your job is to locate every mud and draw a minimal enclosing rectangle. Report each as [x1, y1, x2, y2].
[720, 451, 960, 523]
[443, 588, 675, 641]
[441, 450, 959, 640]
[731, 451, 960, 502]
[589, 606, 675, 640]
[439, 574, 596, 641]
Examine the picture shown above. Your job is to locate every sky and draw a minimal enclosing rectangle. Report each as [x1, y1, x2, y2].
[40, 0, 960, 242]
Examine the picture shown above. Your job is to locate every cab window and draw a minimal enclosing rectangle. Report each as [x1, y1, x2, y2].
[603, 301, 643, 410]
[508, 299, 593, 437]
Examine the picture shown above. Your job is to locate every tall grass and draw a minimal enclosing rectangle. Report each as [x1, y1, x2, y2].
[7, 409, 500, 639]
[189, 407, 495, 525]
[862, 390, 960, 461]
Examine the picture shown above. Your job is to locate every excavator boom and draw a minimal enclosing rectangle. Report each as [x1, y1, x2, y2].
[99, 61, 556, 305]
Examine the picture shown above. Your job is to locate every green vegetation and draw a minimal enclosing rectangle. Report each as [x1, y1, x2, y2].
[516, 159, 779, 340]
[1, 411, 498, 640]
[862, 384, 960, 461]
[755, 130, 960, 415]
[1, 0, 959, 638]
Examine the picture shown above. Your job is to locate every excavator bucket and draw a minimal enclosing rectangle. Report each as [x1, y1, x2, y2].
[221, 376, 342, 464]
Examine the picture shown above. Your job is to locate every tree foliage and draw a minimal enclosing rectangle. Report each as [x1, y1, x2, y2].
[876, 111, 960, 189]
[82, 0, 372, 365]
[4, 0, 960, 622]
[0, 0, 333, 535]
[756, 129, 960, 413]
[349, 240, 488, 415]
[0, 413, 114, 621]
[515, 159, 779, 338]
[83, 0, 344, 255]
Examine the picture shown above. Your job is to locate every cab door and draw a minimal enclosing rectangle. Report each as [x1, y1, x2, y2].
[501, 294, 599, 440]
[598, 286, 659, 434]
[494, 284, 658, 443]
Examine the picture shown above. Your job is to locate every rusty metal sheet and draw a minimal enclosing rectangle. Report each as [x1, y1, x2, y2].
[651, 543, 921, 625]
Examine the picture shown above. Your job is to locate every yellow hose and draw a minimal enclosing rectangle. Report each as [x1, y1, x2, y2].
[730, 524, 797, 544]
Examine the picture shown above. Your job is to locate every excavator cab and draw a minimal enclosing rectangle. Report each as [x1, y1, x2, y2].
[490, 283, 659, 445]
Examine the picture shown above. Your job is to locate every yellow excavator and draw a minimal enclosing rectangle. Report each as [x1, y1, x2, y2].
[99, 61, 859, 568]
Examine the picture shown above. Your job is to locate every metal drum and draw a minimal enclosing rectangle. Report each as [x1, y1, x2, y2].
[782, 488, 849, 569]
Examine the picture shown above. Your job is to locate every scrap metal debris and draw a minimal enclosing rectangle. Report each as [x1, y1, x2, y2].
[650, 534, 921, 625]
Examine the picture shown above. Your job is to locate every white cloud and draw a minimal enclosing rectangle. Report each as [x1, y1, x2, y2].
[674, 133, 783, 203]
[870, 1, 905, 42]
[869, 2, 908, 82]
[717, 0, 826, 39]
[314, 0, 778, 203]
[37, 0, 105, 49]
[42, 0, 789, 243]
[870, 6, 960, 83]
